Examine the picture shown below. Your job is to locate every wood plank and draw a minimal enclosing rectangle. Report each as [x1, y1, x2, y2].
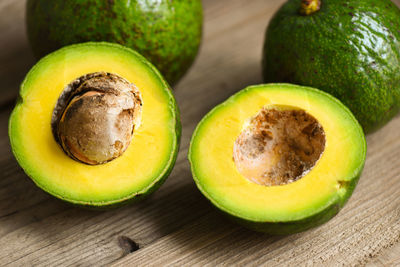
[1, 0, 400, 266]
[367, 242, 400, 266]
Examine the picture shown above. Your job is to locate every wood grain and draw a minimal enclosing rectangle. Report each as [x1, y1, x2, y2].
[1, 0, 400, 266]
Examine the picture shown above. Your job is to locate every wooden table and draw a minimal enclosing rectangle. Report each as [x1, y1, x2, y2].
[1, 0, 400, 266]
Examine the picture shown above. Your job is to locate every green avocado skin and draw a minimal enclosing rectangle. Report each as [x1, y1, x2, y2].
[230, 172, 361, 235]
[263, 0, 400, 133]
[26, 0, 203, 85]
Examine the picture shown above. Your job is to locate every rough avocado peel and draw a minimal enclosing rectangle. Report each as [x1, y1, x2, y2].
[263, 0, 400, 133]
[26, 0, 203, 85]
[9, 42, 181, 207]
[189, 84, 366, 234]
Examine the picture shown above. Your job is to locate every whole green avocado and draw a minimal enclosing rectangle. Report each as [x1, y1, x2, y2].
[262, 0, 400, 133]
[26, 0, 203, 85]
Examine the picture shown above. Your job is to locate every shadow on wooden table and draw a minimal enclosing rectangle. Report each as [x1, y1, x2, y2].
[0, 43, 35, 105]
[0, 0, 33, 106]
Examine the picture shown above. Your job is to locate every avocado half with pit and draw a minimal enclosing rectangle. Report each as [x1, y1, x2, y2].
[9, 42, 180, 207]
[189, 84, 366, 234]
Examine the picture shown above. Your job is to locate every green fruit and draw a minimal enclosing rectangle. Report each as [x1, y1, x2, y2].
[9, 42, 181, 208]
[189, 84, 366, 234]
[262, 0, 400, 133]
[26, 0, 203, 85]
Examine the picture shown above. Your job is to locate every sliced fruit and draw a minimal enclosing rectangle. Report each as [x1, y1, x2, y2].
[9, 42, 181, 207]
[189, 84, 366, 234]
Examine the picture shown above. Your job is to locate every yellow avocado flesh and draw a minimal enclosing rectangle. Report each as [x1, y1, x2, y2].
[9, 43, 179, 205]
[189, 84, 366, 223]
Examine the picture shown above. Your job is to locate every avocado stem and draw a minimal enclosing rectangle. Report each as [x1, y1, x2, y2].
[299, 0, 321, 16]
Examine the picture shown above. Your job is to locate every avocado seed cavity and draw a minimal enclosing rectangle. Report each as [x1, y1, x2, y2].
[233, 107, 325, 186]
[51, 72, 142, 165]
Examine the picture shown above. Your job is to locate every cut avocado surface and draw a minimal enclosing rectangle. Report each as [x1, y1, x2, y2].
[26, 0, 203, 85]
[262, 0, 400, 133]
[189, 84, 366, 234]
[9, 42, 180, 207]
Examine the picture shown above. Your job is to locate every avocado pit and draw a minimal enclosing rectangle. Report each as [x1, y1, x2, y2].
[52, 72, 142, 165]
[233, 107, 325, 186]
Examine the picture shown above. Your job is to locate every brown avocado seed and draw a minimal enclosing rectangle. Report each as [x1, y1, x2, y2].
[53, 72, 142, 165]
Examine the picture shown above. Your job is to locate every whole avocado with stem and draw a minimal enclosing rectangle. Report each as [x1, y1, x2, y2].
[26, 0, 203, 85]
[262, 0, 400, 133]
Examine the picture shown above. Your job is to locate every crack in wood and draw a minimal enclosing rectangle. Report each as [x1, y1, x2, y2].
[117, 236, 140, 254]
[0, 210, 17, 219]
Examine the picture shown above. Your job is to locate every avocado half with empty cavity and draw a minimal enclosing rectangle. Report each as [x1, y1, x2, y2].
[189, 84, 366, 234]
[9, 42, 181, 207]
